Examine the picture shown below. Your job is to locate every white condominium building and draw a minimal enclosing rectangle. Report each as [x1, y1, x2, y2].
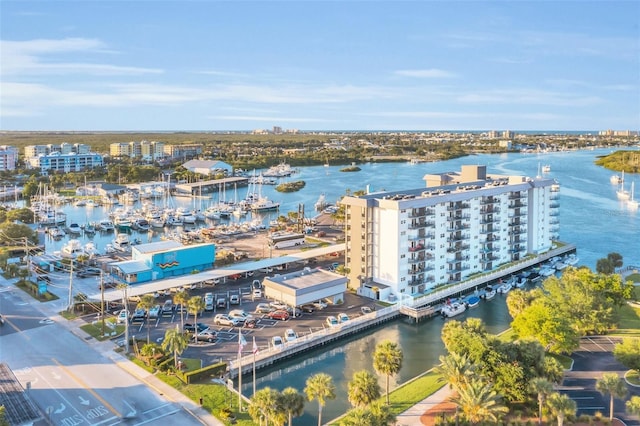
[0, 146, 19, 171]
[340, 165, 559, 300]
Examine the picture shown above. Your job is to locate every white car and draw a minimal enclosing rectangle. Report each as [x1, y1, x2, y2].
[272, 335, 284, 349]
[214, 314, 240, 327]
[313, 301, 328, 310]
[284, 328, 298, 342]
[229, 309, 253, 323]
[148, 305, 161, 319]
[326, 316, 339, 328]
[253, 289, 263, 298]
[269, 301, 288, 311]
[116, 310, 128, 324]
[337, 313, 349, 323]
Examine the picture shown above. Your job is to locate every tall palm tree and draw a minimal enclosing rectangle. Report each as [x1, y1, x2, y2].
[449, 377, 508, 424]
[187, 296, 205, 342]
[173, 290, 189, 328]
[434, 352, 475, 391]
[249, 387, 280, 426]
[137, 294, 156, 343]
[347, 370, 381, 408]
[280, 387, 305, 426]
[546, 392, 576, 426]
[373, 340, 403, 405]
[304, 373, 336, 426]
[530, 377, 554, 426]
[161, 325, 189, 369]
[339, 407, 374, 426]
[626, 395, 640, 418]
[596, 373, 628, 421]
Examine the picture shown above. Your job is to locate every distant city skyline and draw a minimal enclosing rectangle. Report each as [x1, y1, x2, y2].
[1, 1, 639, 132]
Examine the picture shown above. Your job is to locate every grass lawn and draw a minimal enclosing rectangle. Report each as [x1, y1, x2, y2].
[15, 279, 59, 302]
[626, 273, 640, 284]
[625, 370, 640, 386]
[386, 371, 445, 415]
[547, 353, 574, 370]
[611, 303, 640, 337]
[80, 319, 124, 340]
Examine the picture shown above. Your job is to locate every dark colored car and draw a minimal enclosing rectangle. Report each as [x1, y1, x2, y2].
[131, 309, 147, 323]
[184, 323, 210, 334]
[267, 310, 290, 321]
[77, 267, 102, 278]
[193, 330, 217, 343]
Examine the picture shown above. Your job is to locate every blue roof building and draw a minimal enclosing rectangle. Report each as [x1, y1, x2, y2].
[110, 240, 215, 284]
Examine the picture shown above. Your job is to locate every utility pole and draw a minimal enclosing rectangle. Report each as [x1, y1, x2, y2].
[24, 237, 31, 280]
[67, 260, 74, 312]
[100, 272, 105, 337]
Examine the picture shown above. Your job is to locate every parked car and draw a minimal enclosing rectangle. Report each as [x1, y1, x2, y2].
[229, 294, 240, 305]
[313, 301, 328, 310]
[326, 316, 339, 327]
[267, 310, 290, 321]
[252, 279, 262, 289]
[252, 289, 263, 298]
[148, 305, 161, 319]
[193, 330, 217, 343]
[217, 297, 227, 309]
[284, 328, 298, 342]
[229, 273, 243, 280]
[77, 267, 102, 278]
[337, 313, 349, 323]
[131, 309, 147, 323]
[162, 300, 173, 315]
[361, 306, 373, 315]
[271, 335, 284, 349]
[214, 314, 240, 326]
[116, 310, 128, 324]
[243, 318, 257, 328]
[255, 303, 273, 314]
[258, 267, 274, 273]
[229, 310, 253, 324]
[184, 322, 210, 334]
[269, 301, 288, 311]
[300, 304, 315, 313]
[204, 293, 214, 311]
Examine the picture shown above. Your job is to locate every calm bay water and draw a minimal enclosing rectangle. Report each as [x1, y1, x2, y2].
[42, 148, 640, 424]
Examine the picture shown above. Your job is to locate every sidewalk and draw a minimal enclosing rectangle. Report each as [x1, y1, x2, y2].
[1, 275, 225, 426]
[395, 385, 455, 426]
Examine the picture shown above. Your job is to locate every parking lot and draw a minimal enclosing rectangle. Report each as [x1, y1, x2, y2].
[72, 255, 377, 366]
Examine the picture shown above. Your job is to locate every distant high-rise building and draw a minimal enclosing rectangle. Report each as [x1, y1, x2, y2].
[502, 130, 514, 139]
[340, 165, 559, 299]
[163, 144, 203, 159]
[0, 146, 19, 171]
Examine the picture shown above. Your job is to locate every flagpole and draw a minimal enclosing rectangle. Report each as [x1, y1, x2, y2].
[238, 330, 243, 411]
[252, 336, 257, 396]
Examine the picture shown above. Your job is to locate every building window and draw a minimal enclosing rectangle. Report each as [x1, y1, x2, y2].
[400, 254, 405, 259]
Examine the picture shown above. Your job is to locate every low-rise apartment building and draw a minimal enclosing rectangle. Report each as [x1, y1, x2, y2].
[0, 146, 19, 171]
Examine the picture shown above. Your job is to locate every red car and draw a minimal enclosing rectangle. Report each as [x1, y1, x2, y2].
[229, 273, 243, 280]
[267, 310, 290, 321]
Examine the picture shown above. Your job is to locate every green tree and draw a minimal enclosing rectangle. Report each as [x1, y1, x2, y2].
[0, 405, 8, 426]
[0, 222, 37, 244]
[506, 289, 535, 318]
[249, 387, 282, 426]
[6, 208, 35, 224]
[161, 325, 189, 369]
[373, 340, 403, 405]
[613, 338, 640, 373]
[434, 352, 475, 391]
[530, 377, 554, 426]
[173, 290, 189, 329]
[304, 373, 336, 426]
[546, 392, 576, 426]
[511, 301, 580, 354]
[280, 387, 304, 426]
[626, 395, 640, 418]
[137, 294, 156, 343]
[449, 377, 508, 424]
[441, 318, 489, 360]
[339, 402, 395, 426]
[187, 296, 205, 341]
[596, 252, 623, 274]
[596, 373, 627, 421]
[347, 370, 381, 408]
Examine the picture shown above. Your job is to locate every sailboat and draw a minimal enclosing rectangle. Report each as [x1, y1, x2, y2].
[628, 181, 638, 209]
[616, 171, 630, 200]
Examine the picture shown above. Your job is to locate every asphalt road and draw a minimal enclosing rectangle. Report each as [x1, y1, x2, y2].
[561, 336, 639, 425]
[0, 283, 209, 426]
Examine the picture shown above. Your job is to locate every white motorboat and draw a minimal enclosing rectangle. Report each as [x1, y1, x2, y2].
[497, 279, 513, 294]
[113, 233, 131, 252]
[49, 227, 66, 238]
[249, 196, 280, 212]
[98, 220, 115, 232]
[74, 199, 86, 207]
[61, 239, 85, 258]
[67, 223, 81, 234]
[610, 174, 623, 184]
[539, 265, 556, 277]
[565, 253, 579, 266]
[441, 301, 467, 318]
[482, 286, 496, 300]
[542, 164, 551, 173]
[104, 244, 116, 254]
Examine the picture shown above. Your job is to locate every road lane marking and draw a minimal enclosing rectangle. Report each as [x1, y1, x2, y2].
[51, 358, 122, 418]
[587, 337, 606, 351]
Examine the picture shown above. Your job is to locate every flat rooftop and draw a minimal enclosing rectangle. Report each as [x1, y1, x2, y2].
[0, 363, 42, 426]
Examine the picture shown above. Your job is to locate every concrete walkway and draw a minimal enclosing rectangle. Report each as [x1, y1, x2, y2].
[395, 385, 454, 426]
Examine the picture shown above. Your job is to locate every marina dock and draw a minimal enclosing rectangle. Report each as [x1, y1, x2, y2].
[174, 176, 249, 196]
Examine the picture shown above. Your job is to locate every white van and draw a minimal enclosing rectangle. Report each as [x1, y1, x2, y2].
[204, 292, 214, 311]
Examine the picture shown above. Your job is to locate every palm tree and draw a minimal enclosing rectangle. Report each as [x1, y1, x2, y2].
[173, 290, 189, 328]
[280, 387, 305, 426]
[434, 352, 475, 391]
[339, 407, 374, 426]
[596, 373, 627, 421]
[304, 373, 336, 426]
[249, 387, 280, 426]
[187, 296, 205, 342]
[373, 340, 403, 405]
[450, 377, 508, 424]
[546, 392, 576, 426]
[161, 325, 189, 369]
[347, 370, 381, 408]
[626, 395, 640, 418]
[137, 294, 156, 343]
[530, 377, 554, 426]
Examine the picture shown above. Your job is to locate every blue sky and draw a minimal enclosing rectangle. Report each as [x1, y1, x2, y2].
[1, 1, 639, 131]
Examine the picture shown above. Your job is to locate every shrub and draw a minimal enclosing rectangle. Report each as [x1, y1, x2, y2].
[183, 361, 227, 384]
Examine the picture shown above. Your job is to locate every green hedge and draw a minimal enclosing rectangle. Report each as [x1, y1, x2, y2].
[183, 362, 227, 384]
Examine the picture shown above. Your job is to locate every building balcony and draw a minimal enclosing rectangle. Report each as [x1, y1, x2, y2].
[448, 264, 470, 274]
[483, 235, 501, 242]
[446, 203, 471, 211]
[408, 209, 426, 218]
[550, 194, 560, 200]
[446, 234, 470, 243]
[480, 197, 499, 205]
[408, 221, 427, 229]
[479, 227, 496, 235]
[508, 193, 526, 200]
[509, 228, 526, 235]
[408, 256, 425, 264]
[446, 256, 470, 264]
[549, 202, 560, 208]
[408, 244, 425, 252]
[481, 255, 499, 263]
[481, 245, 500, 253]
[509, 246, 527, 253]
[446, 244, 470, 253]
[480, 206, 501, 214]
[509, 210, 527, 217]
[550, 218, 559, 224]
[479, 216, 500, 224]
[447, 223, 470, 232]
[549, 210, 560, 216]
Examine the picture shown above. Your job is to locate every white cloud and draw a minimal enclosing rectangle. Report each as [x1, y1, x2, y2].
[394, 69, 457, 78]
[457, 89, 602, 107]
